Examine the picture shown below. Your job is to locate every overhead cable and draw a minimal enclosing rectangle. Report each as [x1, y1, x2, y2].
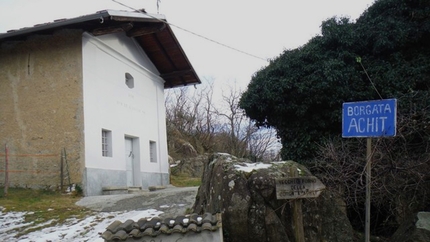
[111, 0, 268, 62]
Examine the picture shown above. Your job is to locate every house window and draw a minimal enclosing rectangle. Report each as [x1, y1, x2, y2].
[102, 129, 112, 157]
[125, 73, 134, 89]
[149, 141, 157, 163]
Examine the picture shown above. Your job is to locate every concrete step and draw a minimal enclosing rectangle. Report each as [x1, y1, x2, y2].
[127, 186, 144, 194]
[148, 185, 166, 192]
[102, 186, 146, 195]
[102, 186, 128, 195]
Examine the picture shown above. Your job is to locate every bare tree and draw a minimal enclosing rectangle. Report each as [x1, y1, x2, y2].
[214, 84, 246, 156]
[165, 80, 280, 160]
[165, 87, 194, 133]
[214, 83, 279, 160]
[165, 79, 219, 157]
[308, 92, 430, 234]
[247, 125, 280, 162]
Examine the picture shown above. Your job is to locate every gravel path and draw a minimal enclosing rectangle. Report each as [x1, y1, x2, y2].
[75, 186, 199, 218]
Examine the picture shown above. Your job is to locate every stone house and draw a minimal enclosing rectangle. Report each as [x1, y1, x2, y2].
[0, 9, 200, 196]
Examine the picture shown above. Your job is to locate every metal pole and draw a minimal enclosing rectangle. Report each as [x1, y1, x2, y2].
[365, 138, 372, 242]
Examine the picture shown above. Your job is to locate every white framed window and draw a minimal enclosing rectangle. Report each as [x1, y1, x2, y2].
[125, 72, 134, 89]
[102, 129, 112, 157]
[149, 141, 157, 163]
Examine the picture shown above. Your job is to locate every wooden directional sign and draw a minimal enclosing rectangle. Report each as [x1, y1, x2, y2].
[276, 176, 326, 200]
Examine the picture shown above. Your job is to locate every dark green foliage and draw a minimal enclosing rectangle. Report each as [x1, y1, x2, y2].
[74, 184, 83, 196]
[240, 0, 430, 236]
[240, 0, 430, 161]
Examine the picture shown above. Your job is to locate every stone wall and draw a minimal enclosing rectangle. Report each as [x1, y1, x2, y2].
[0, 29, 85, 190]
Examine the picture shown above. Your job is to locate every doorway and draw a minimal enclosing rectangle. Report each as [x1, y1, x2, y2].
[125, 137, 134, 187]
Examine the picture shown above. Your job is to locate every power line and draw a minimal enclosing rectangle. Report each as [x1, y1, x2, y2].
[356, 57, 383, 99]
[111, 0, 268, 62]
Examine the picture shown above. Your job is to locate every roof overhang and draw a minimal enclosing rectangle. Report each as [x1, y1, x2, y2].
[0, 9, 201, 89]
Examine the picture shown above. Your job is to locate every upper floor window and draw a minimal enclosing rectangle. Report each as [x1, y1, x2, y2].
[125, 73, 134, 89]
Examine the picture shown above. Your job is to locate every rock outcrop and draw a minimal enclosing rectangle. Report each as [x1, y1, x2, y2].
[170, 154, 207, 178]
[192, 153, 354, 242]
[390, 212, 430, 242]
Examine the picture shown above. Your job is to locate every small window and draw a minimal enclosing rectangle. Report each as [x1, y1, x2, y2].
[149, 141, 157, 163]
[125, 73, 134, 89]
[102, 129, 112, 157]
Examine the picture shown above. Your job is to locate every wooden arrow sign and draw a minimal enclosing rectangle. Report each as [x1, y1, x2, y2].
[276, 176, 326, 200]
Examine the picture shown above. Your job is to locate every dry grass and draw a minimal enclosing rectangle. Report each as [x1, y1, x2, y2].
[170, 175, 201, 187]
[0, 187, 92, 236]
[0, 178, 200, 237]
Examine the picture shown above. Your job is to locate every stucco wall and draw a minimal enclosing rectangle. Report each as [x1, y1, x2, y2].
[0, 30, 85, 189]
[82, 32, 170, 195]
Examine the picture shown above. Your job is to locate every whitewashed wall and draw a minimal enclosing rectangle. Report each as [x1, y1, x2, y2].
[81, 32, 169, 195]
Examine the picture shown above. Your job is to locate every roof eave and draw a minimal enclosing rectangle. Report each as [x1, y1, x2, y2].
[0, 10, 201, 89]
[0, 10, 166, 40]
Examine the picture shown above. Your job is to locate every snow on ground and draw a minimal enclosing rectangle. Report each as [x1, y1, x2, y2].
[0, 206, 163, 242]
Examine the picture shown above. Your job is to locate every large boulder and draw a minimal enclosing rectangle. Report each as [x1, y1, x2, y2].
[390, 212, 430, 242]
[192, 153, 354, 242]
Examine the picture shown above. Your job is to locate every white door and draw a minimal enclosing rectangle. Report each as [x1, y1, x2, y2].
[125, 138, 134, 187]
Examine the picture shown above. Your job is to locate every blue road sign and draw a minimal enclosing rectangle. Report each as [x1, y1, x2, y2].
[342, 99, 397, 138]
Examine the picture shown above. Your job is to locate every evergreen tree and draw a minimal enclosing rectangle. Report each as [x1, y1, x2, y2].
[240, 0, 430, 161]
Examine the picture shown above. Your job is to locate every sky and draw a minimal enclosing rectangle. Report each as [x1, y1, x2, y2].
[0, 0, 376, 95]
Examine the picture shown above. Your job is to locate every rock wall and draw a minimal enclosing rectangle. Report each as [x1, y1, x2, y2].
[192, 153, 354, 242]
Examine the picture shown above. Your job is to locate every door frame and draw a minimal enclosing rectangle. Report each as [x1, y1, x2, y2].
[124, 136, 141, 187]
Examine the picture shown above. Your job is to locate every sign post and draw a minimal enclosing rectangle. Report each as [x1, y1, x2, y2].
[365, 137, 372, 242]
[342, 99, 397, 242]
[276, 167, 326, 242]
[289, 167, 304, 242]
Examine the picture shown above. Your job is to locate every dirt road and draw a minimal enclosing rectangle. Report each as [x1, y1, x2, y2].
[76, 186, 199, 218]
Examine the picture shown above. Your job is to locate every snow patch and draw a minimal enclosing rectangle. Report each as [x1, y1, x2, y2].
[234, 162, 272, 172]
[0, 208, 163, 242]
